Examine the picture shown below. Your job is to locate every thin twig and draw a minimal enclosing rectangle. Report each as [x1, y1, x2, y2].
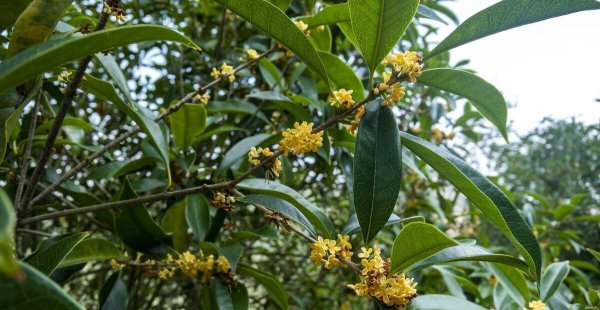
[15, 92, 42, 210]
[19, 9, 111, 213]
[16, 228, 52, 237]
[30, 47, 279, 207]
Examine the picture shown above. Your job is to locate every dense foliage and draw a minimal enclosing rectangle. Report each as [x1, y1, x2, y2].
[0, 0, 599, 309]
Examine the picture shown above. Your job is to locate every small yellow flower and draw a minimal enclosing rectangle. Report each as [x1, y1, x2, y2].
[383, 83, 405, 107]
[294, 20, 309, 34]
[210, 67, 221, 79]
[316, 25, 325, 32]
[278, 121, 323, 156]
[194, 94, 210, 106]
[381, 51, 423, 83]
[211, 63, 236, 82]
[431, 128, 444, 142]
[57, 71, 72, 84]
[247, 147, 282, 178]
[216, 256, 231, 273]
[330, 89, 355, 110]
[110, 259, 125, 271]
[246, 49, 259, 60]
[158, 268, 174, 280]
[528, 300, 546, 310]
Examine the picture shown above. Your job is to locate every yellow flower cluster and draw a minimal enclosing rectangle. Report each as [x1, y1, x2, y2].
[294, 20, 310, 35]
[211, 63, 236, 82]
[246, 49, 259, 60]
[528, 300, 546, 310]
[278, 122, 323, 156]
[194, 93, 210, 106]
[103, 1, 127, 23]
[330, 89, 355, 110]
[347, 246, 417, 308]
[57, 71, 72, 84]
[381, 51, 423, 83]
[309, 235, 353, 269]
[157, 251, 231, 282]
[247, 147, 283, 178]
[347, 105, 365, 135]
[380, 71, 406, 107]
[212, 191, 236, 211]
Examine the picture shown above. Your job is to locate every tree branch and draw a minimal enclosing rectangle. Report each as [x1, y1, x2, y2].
[15, 92, 42, 211]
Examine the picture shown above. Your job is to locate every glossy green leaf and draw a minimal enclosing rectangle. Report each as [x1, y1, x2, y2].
[354, 103, 402, 243]
[59, 238, 123, 268]
[300, 3, 349, 28]
[0, 24, 201, 93]
[82, 75, 171, 186]
[238, 194, 318, 238]
[232, 283, 249, 310]
[162, 200, 190, 252]
[24, 232, 89, 275]
[417, 4, 448, 25]
[247, 91, 291, 102]
[318, 50, 365, 101]
[170, 103, 207, 150]
[215, 0, 329, 84]
[489, 263, 529, 306]
[214, 279, 234, 310]
[207, 100, 269, 123]
[348, 0, 419, 77]
[0, 188, 19, 277]
[266, 0, 291, 11]
[218, 133, 276, 172]
[341, 213, 424, 236]
[0, 99, 27, 163]
[99, 272, 128, 310]
[307, 24, 332, 52]
[185, 194, 210, 241]
[408, 243, 530, 274]
[428, 0, 600, 58]
[237, 263, 288, 310]
[115, 179, 173, 255]
[391, 222, 458, 273]
[0, 0, 32, 31]
[407, 294, 486, 310]
[541, 261, 570, 302]
[400, 132, 542, 282]
[8, 0, 74, 56]
[418, 69, 508, 140]
[587, 248, 600, 262]
[192, 125, 247, 144]
[237, 179, 333, 238]
[0, 261, 83, 309]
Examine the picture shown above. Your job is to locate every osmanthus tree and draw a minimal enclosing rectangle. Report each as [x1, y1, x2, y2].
[0, 0, 599, 309]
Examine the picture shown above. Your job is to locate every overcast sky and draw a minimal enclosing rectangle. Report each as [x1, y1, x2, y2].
[435, 0, 600, 134]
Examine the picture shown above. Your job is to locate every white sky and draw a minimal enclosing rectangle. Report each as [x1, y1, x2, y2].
[435, 0, 600, 134]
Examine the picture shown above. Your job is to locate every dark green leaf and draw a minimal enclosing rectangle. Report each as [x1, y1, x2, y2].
[238, 195, 317, 238]
[354, 103, 402, 243]
[115, 179, 173, 255]
[541, 261, 570, 302]
[401, 132, 542, 282]
[215, 0, 329, 84]
[0, 188, 18, 277]
[185, 194, 211, 241]
[341, 213, 424, 236]
[0, 0, 32, 31]
[489, 263, 529, 306]
[59, 238, 123, 268]
[237, 179, 333, 238]
[266, 0, 291, 11]
[407, 294, 487, 310]
[428, 0, 600, 58]
[25, 232, 89, 275]
[417, 4, 448, 25]
[207, 100, 269, 123]
[99, 272, 128, 310]
[162, 200, 190, 252]
[0, 261, 83, 309]
[318, 50, 365, 101]
[237, 263, 288, 309]
[391, 222, 458, 273]
[300, 3, 350, 28]
[247, 91, 291, 102]
[170, 103, 207, 150]
[348, 0, 419, 77]
[418, 69, 508, 140]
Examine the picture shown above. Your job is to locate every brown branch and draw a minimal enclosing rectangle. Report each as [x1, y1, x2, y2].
[29, 47, 279, 207]
[15, 92, 42, 211]
[19, 10, 111, 214]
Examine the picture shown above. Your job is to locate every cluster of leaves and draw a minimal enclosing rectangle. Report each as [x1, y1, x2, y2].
[0, 0, 599, 309]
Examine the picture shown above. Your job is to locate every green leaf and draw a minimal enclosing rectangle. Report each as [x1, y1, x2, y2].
[0, 24, 201, 93]
[341, 213, 424, 236]
[207, 100, 270, 123]
[300, 3, 350, 28]
[192, 125, 247, 145]
[214, 0, 329, 85]
[247, 91, 291, 102]
[400, 132, 542, 282]
[406, 294, 487, 310]
[0, 188, 19, 277]
[238, 194, 318, 238]
[541, 261, 570, 302]
[237, 179, 333, 238]
[232, 283, 249, 310]
[59, 238, 123, 269]
[0, 0, 32, 31]
[317, 51, 365, 101]
[348, 0, 419, 78]
[307, 24, 332, 52]
[587, 248, 600, 262]
[214, 279, 234, 310]
[408, 243, 530, 274]
[99, 272, 128, 310]
[390, 222, 458, 273]
[170, 103, 207, 150]
[266, 0, 291, 11]
[218, 133, 276, 172]
[162, 200, 190, 252]
[428, 0, 600, 59]
[88, 158, 157, 180]
[0, 261, 83, 309]
[354, 103, 402, 243]
[185, 194, 210, 241]
[82, 75, 171, 186]
[0, 99, 27, 163]
[24, 232, 89, 275]
[489, 263, 529, 306]
[418, 69, 508, 140]
[8, 0, 74, 57]
[237, 263, 288, 310]
[416, 4, 448, 25]
[115, 179, 173, 255]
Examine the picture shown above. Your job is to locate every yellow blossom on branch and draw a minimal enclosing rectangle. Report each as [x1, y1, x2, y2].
[210, 63, 236, 82]
[528, 300, 546, 310]
[294, 20, 309, 34]
[194, 93, 210, 106]
[247, 146, 283, 178]
[330, 89, 355, 110]
[246, 49, 259, 60]
[309, 235, 353, 269]
[381, 51, 423, 83]
[278, 122, 323, 156]
[347, 105, 365, 135]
